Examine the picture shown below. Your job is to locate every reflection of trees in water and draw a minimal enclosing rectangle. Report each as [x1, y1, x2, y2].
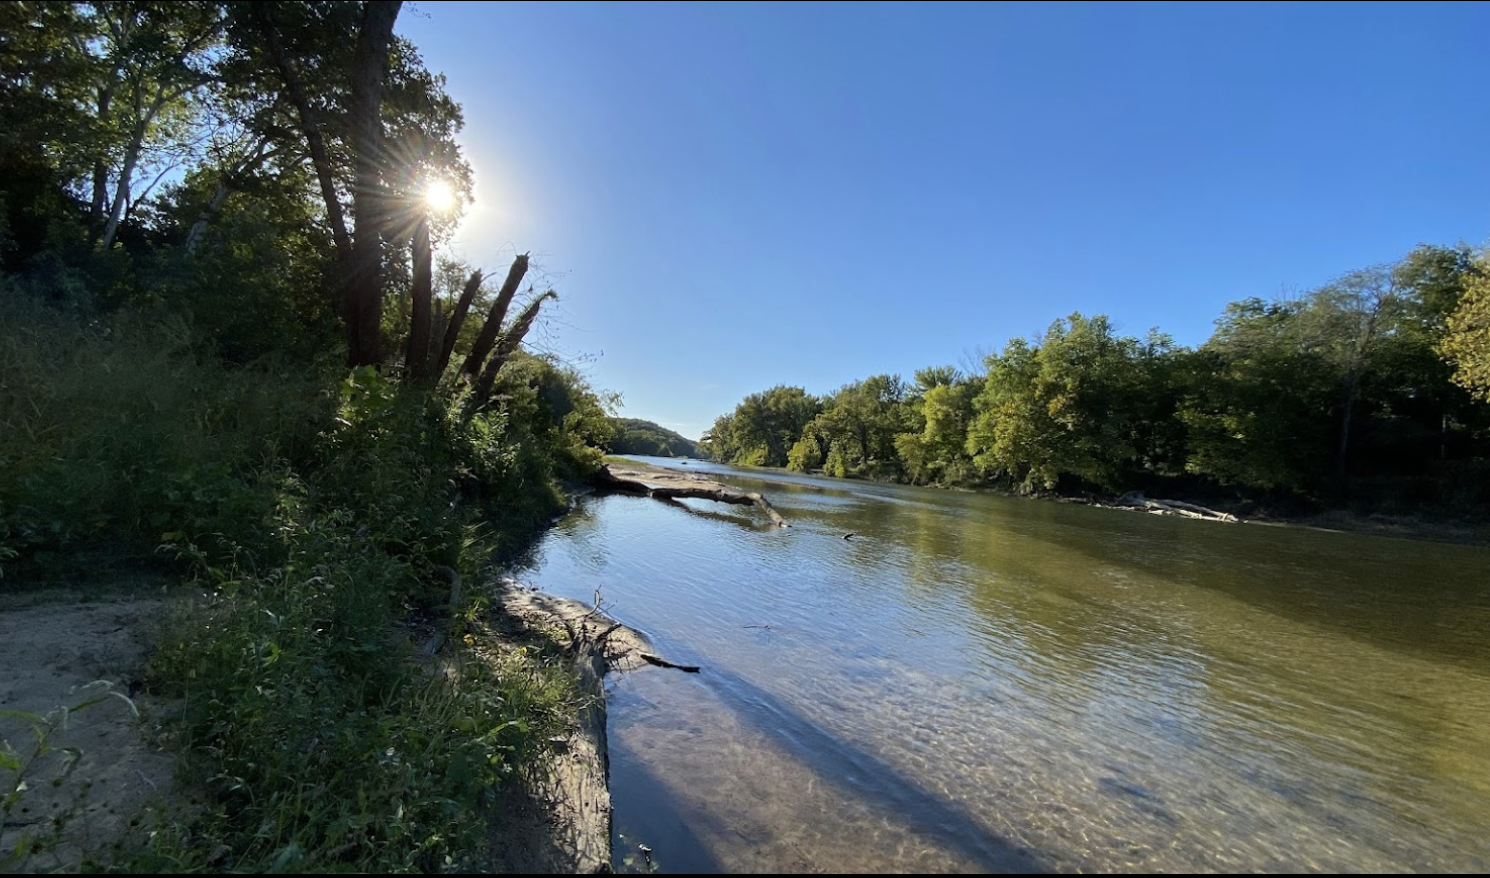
[509, 495, 608, 576]
[926, 492, 1490, 867]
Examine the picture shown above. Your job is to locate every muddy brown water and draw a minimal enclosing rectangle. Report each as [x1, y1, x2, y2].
[512, 457, 1490, 873]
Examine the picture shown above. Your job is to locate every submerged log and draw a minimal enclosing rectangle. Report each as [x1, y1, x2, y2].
[592, 466, 790, 527]
[638, 653, 701, 673]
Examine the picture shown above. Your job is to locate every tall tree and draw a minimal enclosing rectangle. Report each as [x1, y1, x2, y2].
[0, 1, 223, 252]
[1177, 301, 1335, 492]
[250, 0, 402, 366]
[1306, 266, 1406, 478]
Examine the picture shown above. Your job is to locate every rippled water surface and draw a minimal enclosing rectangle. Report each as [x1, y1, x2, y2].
[513, 457, 1490, 873]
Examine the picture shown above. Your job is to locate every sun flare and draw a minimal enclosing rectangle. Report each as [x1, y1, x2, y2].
[424, 179, 457, 213]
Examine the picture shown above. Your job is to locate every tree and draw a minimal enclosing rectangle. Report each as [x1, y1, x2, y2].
[1304, 266, 1410, 478]
[807, 375, 907, 478]
[967, 314, 1149, 492]
[247, 0, 402, 365]
[894, 366, 976, 485]
[1441, 253, 1490, 402]
[702, 386, 820, 466]
[0, 1, 225, 254]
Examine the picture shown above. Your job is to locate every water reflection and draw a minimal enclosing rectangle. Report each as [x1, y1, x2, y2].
[514, 459, 1490, 872]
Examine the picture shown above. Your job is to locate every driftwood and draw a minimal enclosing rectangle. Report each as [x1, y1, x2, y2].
[593, 466, 790, 527]
[638, 653, 701, 673]
[1114, 491, 1239, 523]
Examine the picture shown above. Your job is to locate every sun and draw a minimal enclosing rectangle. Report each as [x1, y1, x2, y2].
[424, 179, 457, 214]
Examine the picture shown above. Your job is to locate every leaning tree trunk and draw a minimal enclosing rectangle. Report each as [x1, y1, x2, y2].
[253, 5, 355, 308]
[468, 290, 557, 407]
[457, 254, 528, 380]
[433, 268, 484, 380]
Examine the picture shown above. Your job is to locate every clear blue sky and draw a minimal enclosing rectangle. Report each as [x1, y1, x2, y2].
[400, 0, 1490, 440]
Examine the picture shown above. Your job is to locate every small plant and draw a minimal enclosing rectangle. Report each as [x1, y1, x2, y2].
[0, 681, 137, 871]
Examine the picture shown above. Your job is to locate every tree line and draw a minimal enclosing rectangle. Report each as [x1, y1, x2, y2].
[704, 245, 1490, 513]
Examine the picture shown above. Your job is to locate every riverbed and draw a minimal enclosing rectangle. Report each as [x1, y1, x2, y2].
[513, 457, 1490, 873]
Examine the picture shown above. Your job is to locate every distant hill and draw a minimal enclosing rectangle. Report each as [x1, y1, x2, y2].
[608, 418, 701, 458]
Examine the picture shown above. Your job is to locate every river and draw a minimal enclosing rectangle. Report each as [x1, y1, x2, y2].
[511, 456, 1490, 873]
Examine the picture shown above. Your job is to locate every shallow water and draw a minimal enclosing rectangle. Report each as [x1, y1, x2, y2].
[513, 457, 1490, 873]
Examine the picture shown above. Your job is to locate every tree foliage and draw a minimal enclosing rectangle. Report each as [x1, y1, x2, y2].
[609, 418, 701, 458]
[1441, 253, 1490, 402]
[0, 0, 545, 386]
[707, 245, 1490, 512]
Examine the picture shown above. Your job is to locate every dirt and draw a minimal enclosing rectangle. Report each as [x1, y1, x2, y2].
[0, 593, 178, 872]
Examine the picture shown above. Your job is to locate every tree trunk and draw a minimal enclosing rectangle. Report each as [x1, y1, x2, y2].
[457, 253, 528, 379]
[253, 4, 356, 323]
[183, 178, 231, 255]
[406, 218, 434, 381]
[434, 268, 484, 381]
[1336, 376, 1358, 480]
[89, 82, 115, 232]
[591, 466, 791, 527]
[469, 290, 556, 404]
[98, 124, 144, 249]
[343, 1, 404, 367]
[183, 141, 274, 256]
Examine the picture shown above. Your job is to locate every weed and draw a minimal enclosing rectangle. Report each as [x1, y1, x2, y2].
[0, 681, 137, 871]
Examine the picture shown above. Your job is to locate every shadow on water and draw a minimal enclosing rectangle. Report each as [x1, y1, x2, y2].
[609, 744, 729, 874]
[640, 659, 1050, 873]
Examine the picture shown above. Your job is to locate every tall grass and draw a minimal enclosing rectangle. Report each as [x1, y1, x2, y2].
[0, 293, 329, 581]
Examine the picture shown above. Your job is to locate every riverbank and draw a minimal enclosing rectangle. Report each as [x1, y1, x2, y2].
[0, 573, 647, 873]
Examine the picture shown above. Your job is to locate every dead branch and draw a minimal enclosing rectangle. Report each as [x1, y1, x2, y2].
[435, 268, 484, 380]
[469, 289, 559, 404]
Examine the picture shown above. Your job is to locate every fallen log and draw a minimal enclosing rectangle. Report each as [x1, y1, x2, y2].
[1113, 491, 1239, 523]
[593, 466, 790, 527]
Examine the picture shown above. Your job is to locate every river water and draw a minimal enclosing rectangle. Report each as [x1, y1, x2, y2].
[511, 457, 1490, 873]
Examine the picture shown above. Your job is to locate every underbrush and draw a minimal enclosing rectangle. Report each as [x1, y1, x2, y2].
[2, 295, 599, 871]
[134, 529, 579, 872]
[0, 294, 329, 581]
[123, 370, 583, 871]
